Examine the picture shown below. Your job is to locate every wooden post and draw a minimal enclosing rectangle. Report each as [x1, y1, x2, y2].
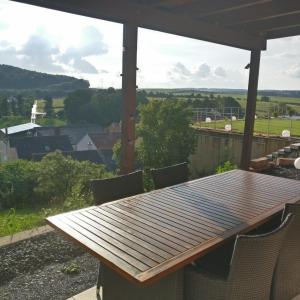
[120, 23, 138, 174]
[240, 50, 261, 170]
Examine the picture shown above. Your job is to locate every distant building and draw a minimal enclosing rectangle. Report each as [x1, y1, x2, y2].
[8, 135, 73, 160]
[77, 132, 121, 151]
[77, 132, 121, 171]
[34, 124, 103, 149]
[0, 123, 41, 137]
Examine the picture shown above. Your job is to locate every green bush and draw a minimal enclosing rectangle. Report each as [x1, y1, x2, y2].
[0, 160, 39, 209]
[35, 152, 112, 207]
[0, 152, 112, 210]
[216, 161, 237, 174]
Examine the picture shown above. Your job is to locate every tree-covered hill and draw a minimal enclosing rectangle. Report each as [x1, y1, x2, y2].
[0, 64, 90, 97]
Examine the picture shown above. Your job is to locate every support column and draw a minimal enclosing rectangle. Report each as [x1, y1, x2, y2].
[240, 50, 261, 170]
[120, 23, 138, 174]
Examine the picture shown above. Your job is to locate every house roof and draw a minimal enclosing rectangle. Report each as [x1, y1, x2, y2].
[1, 123, 40, 135]
[13, 0, 300, 50]
[9, 135, 73, 160]
[89, 132, 121, 150]
[32, 150, 104, 164]
[34, 124, 103, 145]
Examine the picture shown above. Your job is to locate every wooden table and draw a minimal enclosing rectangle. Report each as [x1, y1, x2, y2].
[47, 170, 300, 298]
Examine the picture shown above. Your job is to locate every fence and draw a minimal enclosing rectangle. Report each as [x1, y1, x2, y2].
[193, 107, 300, 137]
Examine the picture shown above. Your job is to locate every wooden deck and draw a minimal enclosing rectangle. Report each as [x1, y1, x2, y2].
[47, 170, 300, 285]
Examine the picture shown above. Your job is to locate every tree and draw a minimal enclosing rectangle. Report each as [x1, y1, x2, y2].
[136, 100, 196, 169]
[261, 96, 270, 102]
[44, 95, 53, 117]
[64, 88, 148, 126]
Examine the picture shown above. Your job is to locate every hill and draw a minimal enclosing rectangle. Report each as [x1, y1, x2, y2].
[0, 64, 90, 97]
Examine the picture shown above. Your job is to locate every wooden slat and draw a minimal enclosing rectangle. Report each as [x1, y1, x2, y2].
[96, 206, 190, 251]
[47, 170, 300, 286]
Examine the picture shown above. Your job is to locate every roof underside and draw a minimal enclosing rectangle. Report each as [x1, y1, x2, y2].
[13, 0, 300, 51]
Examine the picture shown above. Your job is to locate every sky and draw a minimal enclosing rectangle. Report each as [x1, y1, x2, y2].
[0, 0, 300, 90]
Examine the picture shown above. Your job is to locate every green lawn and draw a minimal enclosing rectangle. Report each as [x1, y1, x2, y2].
[195, 118, 300, 137]
[0, 207, 64, 237]
[0, 208, 45, 237]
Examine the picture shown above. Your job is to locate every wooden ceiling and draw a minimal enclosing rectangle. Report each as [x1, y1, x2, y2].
[12, 0, 300, 51]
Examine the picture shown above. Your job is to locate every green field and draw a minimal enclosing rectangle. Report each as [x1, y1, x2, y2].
[195, 118, 300, 137]
[37, 98, 64, 113]
[0, 208, 45, 237]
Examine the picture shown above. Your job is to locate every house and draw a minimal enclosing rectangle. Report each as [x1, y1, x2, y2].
[76, 132, 121, 170]
[8, 135, 73, 160]
[0, 122, 41, 137]
[33, 124, 104, 149]
[77, 132, 121, 152]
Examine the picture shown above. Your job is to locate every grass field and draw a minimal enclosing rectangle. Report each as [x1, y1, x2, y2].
[37, 98, 65, 113]
[194, 118, 300, 137]
[0, 208, 45, 237]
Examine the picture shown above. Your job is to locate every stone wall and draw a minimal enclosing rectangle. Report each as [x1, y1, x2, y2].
[190, 128, 300, 177]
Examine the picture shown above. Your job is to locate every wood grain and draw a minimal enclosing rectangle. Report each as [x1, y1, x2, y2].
[47, 170, 300, 285]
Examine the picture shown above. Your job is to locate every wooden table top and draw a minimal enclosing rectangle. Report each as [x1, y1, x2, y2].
[47, 170, 300, 285]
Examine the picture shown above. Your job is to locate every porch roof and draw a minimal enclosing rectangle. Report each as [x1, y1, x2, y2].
[13, 0, 300, 51]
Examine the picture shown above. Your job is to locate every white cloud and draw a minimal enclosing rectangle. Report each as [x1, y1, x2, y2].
[286, 63, 300, 78]
[215, 66, 227, 77]
[195, 63, 210, 78]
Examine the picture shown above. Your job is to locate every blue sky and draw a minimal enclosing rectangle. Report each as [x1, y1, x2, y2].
[0, 0, 299, 90]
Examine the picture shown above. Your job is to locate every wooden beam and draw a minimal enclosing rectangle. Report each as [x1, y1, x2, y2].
[192, 0, 271, 18]
[237, 13, 300, 34]
[12, 0, 266, 50]
[120, 24, 138, 175]
[265, 25, 300, 39]
[240, 50, 261, 171]
[211, 0, 300, 27]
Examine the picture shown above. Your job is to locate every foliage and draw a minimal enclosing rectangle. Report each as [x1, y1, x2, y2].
[44, 95, 53, 117]
[61, 262, 81, 275]
[0, 160, 40, 209]
[216, 161, 237, 174]
[0, 95, 34, 118]
[35, 152, 111, 207]
[64, 88, 148, 126]
[0, 153, 112, 210]
[137, 99, 196, 169]
[0, 208, 45, 237]
[0, 64, 89, 97]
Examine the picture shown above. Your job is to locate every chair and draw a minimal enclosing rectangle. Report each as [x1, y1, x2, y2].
[151, 162, 189, 189]
[91, 170, 144, 205]
[90, 170, 144, 295]
[184, 213, 294, 300]
[271, 203, 300, 300]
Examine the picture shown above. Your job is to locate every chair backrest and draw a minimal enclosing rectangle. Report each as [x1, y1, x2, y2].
[151, 162, 189, 189]
[271, 203, 300, 300]
[226, 213, 294, 300]
[91, 170, 144, 205]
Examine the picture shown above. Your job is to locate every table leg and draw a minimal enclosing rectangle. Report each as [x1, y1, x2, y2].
[101, 265, 183, 300]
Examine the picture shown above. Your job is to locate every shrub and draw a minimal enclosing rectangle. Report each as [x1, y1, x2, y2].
[35, 152, 111, 207]
[0, 152, 112, 210]
[0, 160, 39, 209]
[216, 161, 237, 174]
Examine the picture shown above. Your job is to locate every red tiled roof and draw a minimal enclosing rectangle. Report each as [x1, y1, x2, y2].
[89, 132, 121, 150]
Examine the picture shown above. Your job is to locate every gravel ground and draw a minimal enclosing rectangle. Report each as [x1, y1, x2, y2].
[0, 232, 98, 300]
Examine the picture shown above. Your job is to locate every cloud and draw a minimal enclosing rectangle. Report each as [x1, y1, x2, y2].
[58, 26, 108, 74]
[215, 66, 227, 77]
[0, 26, 108, 74]
[172, 62, 191, 78]
[286, 63, 300, 78]
[195, 63, 210, 78]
